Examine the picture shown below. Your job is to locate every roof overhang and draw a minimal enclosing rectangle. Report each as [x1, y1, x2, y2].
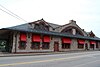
[1, 28, 100, 41]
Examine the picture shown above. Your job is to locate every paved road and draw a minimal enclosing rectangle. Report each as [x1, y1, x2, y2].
[0, 51, 100, 67]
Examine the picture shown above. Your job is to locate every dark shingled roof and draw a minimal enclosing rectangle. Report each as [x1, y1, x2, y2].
[1, 22, 100, 41]
[48, 22, 61, 28]
[29, 19, 61, 29]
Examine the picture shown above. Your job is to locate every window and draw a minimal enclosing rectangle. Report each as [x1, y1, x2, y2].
[45, 26, 49, 31]
[77, 39, 85, 49]
[62, 29, 72, 34]
[19, 33, 27, 49]
[0, 40, 7, 52]
[76, 30, 83, 36]
[90, 41, 95, 49]
[78, 44, 84, 49]
[90, 44, 94, 48]
[62, 43, 70, 49]
[42, 35, 50, 49]
[31, 34, 41, 49]
[96, 44, 98, 48]
[34, 24, 40, 30]
[42, 43, 49, 49]
[31, 42, 40, 49]
[34, 23, 49, 31]
[62, 38, 71, 49]
[19, 41, 26, 49]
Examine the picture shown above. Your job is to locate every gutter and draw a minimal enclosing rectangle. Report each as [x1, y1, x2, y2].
[1, 28, 100, 41]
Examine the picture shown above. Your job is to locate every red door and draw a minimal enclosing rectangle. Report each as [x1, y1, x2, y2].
[54, 42, 59, 52]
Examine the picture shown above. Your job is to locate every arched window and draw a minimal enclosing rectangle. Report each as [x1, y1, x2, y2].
[61, 26, 84, 36]
[34, 22, 49, 31]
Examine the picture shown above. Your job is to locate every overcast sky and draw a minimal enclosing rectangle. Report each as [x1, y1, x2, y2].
[0, 0, 100, 37]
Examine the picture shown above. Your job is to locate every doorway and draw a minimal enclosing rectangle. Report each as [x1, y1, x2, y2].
[54, 41, 59, 52]
[0, 30, 13, 53]
[0, 40, 9, 52]
[90, 44, 94, 50]
[85, 43, 88, 50]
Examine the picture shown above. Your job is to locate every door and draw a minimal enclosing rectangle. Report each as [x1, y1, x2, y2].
[0, 39, 11, 52]
[0, 40, 8, 52]
[54, 42, 59, 52]
[85, 43, 88, 50]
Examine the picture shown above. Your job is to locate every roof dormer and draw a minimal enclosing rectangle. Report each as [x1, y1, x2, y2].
[88, 31, 95, 37]
[28, 19, 50, 31]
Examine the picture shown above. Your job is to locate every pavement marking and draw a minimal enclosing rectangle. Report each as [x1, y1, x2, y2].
[0, 53, 100, 67]
[73, 59, 100, 67]
[0, 54, 94, 67]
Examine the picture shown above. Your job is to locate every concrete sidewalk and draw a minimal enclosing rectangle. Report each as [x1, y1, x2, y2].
[0, 50, 98, 57]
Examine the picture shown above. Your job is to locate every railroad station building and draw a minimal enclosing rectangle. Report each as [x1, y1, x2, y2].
[0, 19, 100, 53]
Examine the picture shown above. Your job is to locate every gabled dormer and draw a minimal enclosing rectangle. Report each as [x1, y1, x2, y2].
[88, 31, 95, 37]
[54, 20, 88, 36]
[28, 19, 50, 31]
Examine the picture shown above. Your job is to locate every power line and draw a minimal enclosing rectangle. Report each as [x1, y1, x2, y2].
[0, 8, 23, 21]
[0, 4, 28, 22]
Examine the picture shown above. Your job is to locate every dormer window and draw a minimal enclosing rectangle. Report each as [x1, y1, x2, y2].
[89, 31, 95, 38]
[61, 26, 84, 36]
[34, 23, 49, 31]
[34, 24, 39, 30]
[90, 33, 95, 37]
[61, 29, 72, 34]
[72, 28, 76, 35]
[45, 26, 49, 31]
[76, 30, 83, 36]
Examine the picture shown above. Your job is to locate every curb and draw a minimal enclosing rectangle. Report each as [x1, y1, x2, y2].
[0, 50, 98, 57]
